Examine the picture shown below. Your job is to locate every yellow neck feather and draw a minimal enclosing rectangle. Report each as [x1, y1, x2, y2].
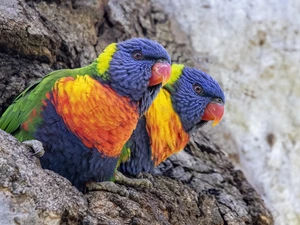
[145, 89, 189, 166]
[168, 64, 184, 85]
[96, 43, 117, 79]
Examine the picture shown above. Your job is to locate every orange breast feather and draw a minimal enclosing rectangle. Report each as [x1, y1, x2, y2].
[50, 75, 139, 158]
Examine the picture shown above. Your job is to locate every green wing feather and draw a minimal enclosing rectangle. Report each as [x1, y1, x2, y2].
[111, 144, 131, 181]
[117, 143, 131, 167]
[0, 63, 97, 141]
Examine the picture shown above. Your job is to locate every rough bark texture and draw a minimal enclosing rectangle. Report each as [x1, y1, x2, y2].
[0, 0, 273, 224]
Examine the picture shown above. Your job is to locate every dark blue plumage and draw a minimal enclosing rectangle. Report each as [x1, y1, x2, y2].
[119, 117, 154, 175]
[171, 67, 225, 132]
[110, 38, 171, 115]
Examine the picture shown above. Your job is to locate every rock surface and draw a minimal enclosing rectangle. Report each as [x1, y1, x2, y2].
[0, 129, 273, 225]
[153, 0, 300, 224]
[0, 0, 273, 224]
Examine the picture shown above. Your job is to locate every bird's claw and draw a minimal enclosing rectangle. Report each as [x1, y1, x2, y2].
[86, 181, 129, 197]
[137, 172, 154, 180]
[22, 140, 45, 158]
[115, 171, 153, 189]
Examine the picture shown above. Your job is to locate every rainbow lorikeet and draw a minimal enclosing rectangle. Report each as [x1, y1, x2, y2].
[119, 64, 225, 176]
[0, 38, 171, 192]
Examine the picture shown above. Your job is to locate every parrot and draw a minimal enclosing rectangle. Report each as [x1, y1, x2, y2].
[0, 38, 172, 193]
[119, 64, 225, 176]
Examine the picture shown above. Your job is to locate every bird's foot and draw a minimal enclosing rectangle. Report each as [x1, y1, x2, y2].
[115, 171, 153, 189]
[86, 181, 129, 197]
[136, 172, 154, 180]
[22, 140, 45, 157]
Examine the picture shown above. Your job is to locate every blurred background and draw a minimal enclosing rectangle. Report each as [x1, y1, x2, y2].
[153, 0, 300, 224]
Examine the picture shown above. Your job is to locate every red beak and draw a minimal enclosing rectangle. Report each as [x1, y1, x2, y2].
[149, 62, 171, 86]
[201, 102, 224, 126]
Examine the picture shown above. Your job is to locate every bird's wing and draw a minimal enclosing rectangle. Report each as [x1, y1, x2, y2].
[0, 66, 92, 139]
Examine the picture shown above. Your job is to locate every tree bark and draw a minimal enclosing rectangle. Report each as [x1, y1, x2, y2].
[0, 0, 273, 224]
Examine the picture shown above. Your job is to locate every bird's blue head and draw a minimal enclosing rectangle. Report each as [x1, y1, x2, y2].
[96, 38, 171, 115]
[165, 64, 225, 133]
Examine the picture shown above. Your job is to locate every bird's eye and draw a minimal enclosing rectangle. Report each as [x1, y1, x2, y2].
[132, 50, 143, 60]
[193, 84, 203, 94]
